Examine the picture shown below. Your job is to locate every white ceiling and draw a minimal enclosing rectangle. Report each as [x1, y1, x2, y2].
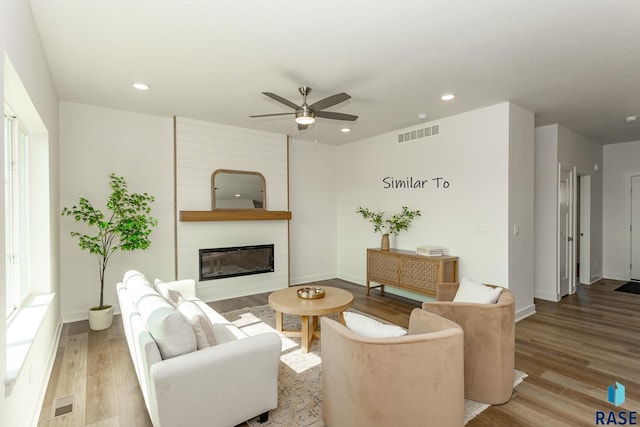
[29, 0, 640, 146]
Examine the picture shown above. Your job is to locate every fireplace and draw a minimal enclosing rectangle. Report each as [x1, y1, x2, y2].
[199, 244, 274, 281]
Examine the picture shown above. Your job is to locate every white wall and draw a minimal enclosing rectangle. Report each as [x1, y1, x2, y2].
[1, 0, 60, 425]
[508, 103, 535, 319]
[289, 139, 338, 284]
[534, 124, 603, 300]
[603, 140, 640, 280]
[534, 125, 559, 300]
[335, 103, 536, 312]
[59, 102, 174, 321]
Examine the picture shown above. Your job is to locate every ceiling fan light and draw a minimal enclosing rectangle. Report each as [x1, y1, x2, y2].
[295, 116, 315, 125]
[132, 82, 150, 91]
[295, 110, 315, 125]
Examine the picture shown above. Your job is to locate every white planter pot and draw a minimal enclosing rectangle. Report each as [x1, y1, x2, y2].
[88, 306, 114, 331]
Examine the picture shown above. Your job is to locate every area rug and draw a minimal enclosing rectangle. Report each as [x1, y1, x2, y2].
[614, 281, 640, 295]
[222, 305, 527, 426]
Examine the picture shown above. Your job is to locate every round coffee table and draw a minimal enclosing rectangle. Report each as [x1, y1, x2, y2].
[268, 286, 354, 353]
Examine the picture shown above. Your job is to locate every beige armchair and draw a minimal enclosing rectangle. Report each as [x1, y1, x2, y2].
[422, 283, 515, 404]
[321, 308, 464, 427]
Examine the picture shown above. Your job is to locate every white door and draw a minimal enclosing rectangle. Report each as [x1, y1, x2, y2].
[558, 167, 575, 297]
[579, 175, 591, 285]
[631, 176, 640, 280]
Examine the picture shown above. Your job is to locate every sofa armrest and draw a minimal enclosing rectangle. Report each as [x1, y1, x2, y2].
[149, 332, 281, 427]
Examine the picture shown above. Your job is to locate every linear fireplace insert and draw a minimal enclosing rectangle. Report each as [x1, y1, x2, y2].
[199, 244, 274, 281]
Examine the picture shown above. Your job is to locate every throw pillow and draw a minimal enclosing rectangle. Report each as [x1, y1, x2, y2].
[453, 277, 503, 304]
[155, 281, 182, 306]
[176, 298, 217, 349]
[136, 292, 197, 359]
[154, 278, 196, 299]
[343, 312, 407, 338]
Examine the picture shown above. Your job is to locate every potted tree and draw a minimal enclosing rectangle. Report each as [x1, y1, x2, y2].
[356, 206, 421, 250]
[62, 173, 158, 330]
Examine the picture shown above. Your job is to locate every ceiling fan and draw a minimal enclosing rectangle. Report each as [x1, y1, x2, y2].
[250, 86, 358, 130]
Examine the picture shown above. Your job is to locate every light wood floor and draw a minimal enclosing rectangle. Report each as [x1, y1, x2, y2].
[38, 278, 639, 426]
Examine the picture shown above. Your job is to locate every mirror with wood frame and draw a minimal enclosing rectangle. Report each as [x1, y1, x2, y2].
[211, 169, 266, 209]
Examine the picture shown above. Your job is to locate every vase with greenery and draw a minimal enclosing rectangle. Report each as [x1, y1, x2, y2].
[356, 206, 422, 250]
[62, 173, 158, 330]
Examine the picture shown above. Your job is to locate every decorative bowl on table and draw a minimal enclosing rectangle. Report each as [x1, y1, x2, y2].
[297, 287, 325, 299]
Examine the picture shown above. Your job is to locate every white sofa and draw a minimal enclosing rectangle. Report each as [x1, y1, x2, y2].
[116, 270, 281, 427]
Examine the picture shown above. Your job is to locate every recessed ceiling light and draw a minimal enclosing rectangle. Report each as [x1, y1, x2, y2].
[441, 93, 456, 101]
[132, 82, 150, 91]
[235, 194, 241, 198]
[417, 113, 428, 120]
[625, 115, 638, 123]
[341, 128, 351, 133]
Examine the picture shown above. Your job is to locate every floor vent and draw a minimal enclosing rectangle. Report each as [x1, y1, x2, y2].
[397, 124, 440, 144]
[52, 395, 75, 418]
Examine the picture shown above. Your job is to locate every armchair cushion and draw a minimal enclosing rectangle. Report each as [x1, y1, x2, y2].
[343, 311, 407, 338]
[453, 277, 503, 304]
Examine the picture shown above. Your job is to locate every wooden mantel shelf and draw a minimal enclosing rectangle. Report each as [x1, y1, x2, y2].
[179, 210, 292, 222]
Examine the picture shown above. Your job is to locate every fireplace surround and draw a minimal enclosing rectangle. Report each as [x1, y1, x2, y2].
[175, 117, 289, 301]
[199, 244, 275, 281]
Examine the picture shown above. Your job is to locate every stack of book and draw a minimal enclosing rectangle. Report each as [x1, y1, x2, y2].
[416, 246, 445, 256]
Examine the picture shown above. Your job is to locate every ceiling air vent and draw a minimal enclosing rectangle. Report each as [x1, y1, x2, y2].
[397, 124, 440, 144]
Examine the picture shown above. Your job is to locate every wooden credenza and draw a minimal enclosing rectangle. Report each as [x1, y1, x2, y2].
[366, 248, 458, 297]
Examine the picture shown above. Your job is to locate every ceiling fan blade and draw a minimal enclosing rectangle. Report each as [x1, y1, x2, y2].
[315, 111, 358, 121]
[249, 113, 295, 118]
[262, 92, 300, 110]
[298, 123, 309, 131]
[308, 92, 351, 111]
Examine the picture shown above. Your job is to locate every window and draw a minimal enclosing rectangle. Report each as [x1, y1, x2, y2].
[4, 110, 30, 319]
[4, 54, 53, 391]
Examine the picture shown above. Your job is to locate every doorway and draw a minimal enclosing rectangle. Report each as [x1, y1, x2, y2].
[578, 175, 591, 285]
[631, 175, 640, 280]
[558, 165, 576, 298]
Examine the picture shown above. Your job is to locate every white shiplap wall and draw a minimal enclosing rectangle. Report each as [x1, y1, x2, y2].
[175, 117, 289, 301]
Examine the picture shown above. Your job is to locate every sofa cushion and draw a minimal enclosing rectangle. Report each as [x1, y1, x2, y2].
[130, 282, 162, 305]
[177, 298, 217, 349]
[124, 270, 151, 289]
[343, 311, 407, 338]
[135, 290, 197, 359]
[453, 277, 503, 304]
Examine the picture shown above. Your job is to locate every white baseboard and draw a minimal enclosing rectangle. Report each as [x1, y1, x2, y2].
[290, 272, 338, 286]
[534, 289, 560, 302]
[589, 272, 604, 283]
[62, 304, 121, 324]
[336, 273, 365, 286]
[516, 304, 536, 322]
[32, 318, 63, 427]
[603, 272, 627, 281]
